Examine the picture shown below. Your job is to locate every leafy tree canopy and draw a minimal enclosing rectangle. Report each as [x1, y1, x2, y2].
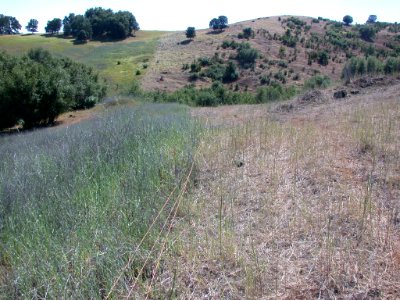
[0, 49, 106, 130]
[209, 15, 228, 31]
[367, 15, 377, 23]
[186, 27, 196, 39]
[343, 15, 353, 26]
[26, 19, 39, 33]
[45, 18, 62, 35]
[63, 7, 139, 41]
[0, 14, 21, 34]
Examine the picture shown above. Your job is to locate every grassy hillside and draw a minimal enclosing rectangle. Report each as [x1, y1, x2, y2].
[141, 16, 400, 92]
[0, 103, 200, 298]
[0, 31, 167, 95]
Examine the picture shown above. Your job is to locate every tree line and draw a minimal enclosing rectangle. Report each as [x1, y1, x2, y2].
[1, 7, 139, 42]
[0, 48, 106, 130]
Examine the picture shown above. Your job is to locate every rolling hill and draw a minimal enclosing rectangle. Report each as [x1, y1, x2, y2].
[141, 16, 400, 92]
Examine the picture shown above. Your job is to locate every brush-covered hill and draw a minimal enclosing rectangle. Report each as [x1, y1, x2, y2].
[141, 16, 400, 92]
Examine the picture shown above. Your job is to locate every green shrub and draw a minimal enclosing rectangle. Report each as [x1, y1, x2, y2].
[256, 83, 296, 103]
[221, 40, 239, 49]
[190, 61, 201, 73]
[260, 75, 271, 85]
[304, 75, 331, 90]
[359, 25, 376, 41]
[318, 51, 330, 66]
[236, 43, 259, 68]
[0, 49, 105, 130]
[223, 61, 239, 83]
[384, 57, 400, 74]
[239, 27, 255, 39]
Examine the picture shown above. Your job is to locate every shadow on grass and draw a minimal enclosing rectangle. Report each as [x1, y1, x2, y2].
[179, 39, 193, 45]
[206, 30, 225, 35]
[39, 33, 137, 44]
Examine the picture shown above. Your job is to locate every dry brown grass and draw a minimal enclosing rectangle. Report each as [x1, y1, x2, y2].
[141, 16, 341, 92]
[143, 82, 400, 299]
[140, 16, 398, 94]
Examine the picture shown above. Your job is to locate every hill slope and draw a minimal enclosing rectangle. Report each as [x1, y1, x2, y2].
[141, 16, 400, 92]
[0, 31, 166, 95]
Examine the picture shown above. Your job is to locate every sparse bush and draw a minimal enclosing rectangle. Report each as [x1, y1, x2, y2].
[304, 75, 331, 90]
[223, 61, 239, 83]
[359, 25, 376, 41]
[236, 43, 259, 68]
[239, 27, 255, 39]
[384, 57, 400, 74]
[256, 82, 296, 103]
[318, 51, 330, 66]
[190, 61, 201, 73]
[260, 75, 271, 85]
[221, 40, 239, 49]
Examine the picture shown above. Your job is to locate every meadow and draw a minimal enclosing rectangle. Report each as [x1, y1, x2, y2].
[0, 31, 166, 95]
[0, 103, 200, 298]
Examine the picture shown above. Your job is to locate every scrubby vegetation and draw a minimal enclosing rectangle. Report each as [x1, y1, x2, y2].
[0, 48, 106, 129]
[342, 56, 400, 81]
[0, 103, 199, 298]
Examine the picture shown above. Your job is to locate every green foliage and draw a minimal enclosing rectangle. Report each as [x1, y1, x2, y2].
[76, 29, 89, 42]
[63, 7, 139, 41]
[0, 104, 199, 298]
[303, 75, 331, 90]
[209, 16, 228, 31]
[0, 14, 21, 34]
[341, 56, 388, 81]
[239, 27, 255, 39]
[0, 49, 106, 129]
[343, 15, 353, 26]
[223, 61, 239, 83]
[221, 40, 239, 49]
[201, 63, 226, 81]
[308, 50, 330, 66]
[236, 43, 259, 68]
[318, 50, 330, 66]
[186, 26, 196, 39]
[359, 25, 376, 41]
[260, 75, 271, 85]
[190, 61, 201, 73]
[45, 18, 62, 35]
[147, 83, 255, 106]
[366, 56, 381, 73]
[384, 57, 400, 74]
[285, 17, 306, 27]
[281, 29, 297, 47]
[256, 83, 296, 103]
[26, 19, 39, 33]
[367, 15, 377, 24]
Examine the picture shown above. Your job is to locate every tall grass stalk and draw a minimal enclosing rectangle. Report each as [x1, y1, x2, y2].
[0, 103, 200, 298]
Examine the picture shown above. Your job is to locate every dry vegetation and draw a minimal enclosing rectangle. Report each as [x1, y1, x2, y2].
[141, 16, 400, 93]
[138, 79, 400, 299]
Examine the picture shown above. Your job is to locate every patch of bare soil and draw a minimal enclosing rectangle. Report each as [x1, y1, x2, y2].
[150, 82, 400, 299]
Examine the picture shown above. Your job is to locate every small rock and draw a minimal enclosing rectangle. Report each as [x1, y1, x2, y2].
[350, 90, 360, 95]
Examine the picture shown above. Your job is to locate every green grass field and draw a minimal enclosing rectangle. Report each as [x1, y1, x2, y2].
[0, 31, 166, 95]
